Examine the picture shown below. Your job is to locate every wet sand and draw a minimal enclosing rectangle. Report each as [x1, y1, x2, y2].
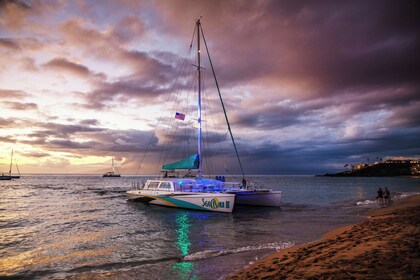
[227, 195, 420, 279]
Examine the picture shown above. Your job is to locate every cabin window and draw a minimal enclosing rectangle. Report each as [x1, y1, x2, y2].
[159, 182, 172, 189]
[147, 181, 159, 189]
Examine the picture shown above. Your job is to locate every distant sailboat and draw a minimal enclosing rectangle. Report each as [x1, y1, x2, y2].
[103, 158, 121, 177]
[0, 149, 21, 180]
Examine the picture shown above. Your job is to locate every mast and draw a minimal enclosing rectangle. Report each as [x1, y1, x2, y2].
[9, 149, 13, 176]
[112, 158, 115, 173]
[196, 18, 203, 179]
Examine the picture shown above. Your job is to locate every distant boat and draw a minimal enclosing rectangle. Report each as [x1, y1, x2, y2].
[103, 158, 121, 177]
[0, 173, 12, 180]
[0, 149, 20, 180]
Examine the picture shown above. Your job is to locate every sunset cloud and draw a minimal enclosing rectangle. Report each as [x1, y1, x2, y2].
[0, 0, 419, 174]
[0, 89, 30, 99]
[43, 58, 91, 78]
[3, 101, 37, 110]
[0, 37, 20, 50]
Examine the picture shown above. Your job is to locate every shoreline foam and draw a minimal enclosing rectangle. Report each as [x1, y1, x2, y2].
[227, 195, 420, 279]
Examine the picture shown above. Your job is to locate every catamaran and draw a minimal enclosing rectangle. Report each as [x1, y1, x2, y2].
[103, 158, 121, 177]
[126, 176, 235, 213]
[126, 19, 236, 213]
[127, 18, 281, 210]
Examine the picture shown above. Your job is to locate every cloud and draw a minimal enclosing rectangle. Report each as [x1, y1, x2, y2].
[20, 151, 51, 158]
[0, 117, 17, 128]
[42, 57, 106, 80]
[39, 157, 71, 169]
[0, 89, 30, 99]
[85, 79, 169, 109]
[60, 19, 110, 50]
[111, 15, 145, 43]
[153, 0, 420, 97]
[0, 0, 31, 30]
[3, 101, 37, 110]
[0, 37, 20, 50]
[79, 119, 100, 126]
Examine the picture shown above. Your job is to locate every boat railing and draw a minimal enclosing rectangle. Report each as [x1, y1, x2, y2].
[223, 181, 242, 188]
[131, 181, 145, 190]
[222, 180, 268, 190]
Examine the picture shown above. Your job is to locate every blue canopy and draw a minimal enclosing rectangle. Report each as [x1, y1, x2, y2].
[162, 154, 199, 171]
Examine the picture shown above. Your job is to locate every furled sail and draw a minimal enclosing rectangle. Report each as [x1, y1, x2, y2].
[162, 154, 199, 171]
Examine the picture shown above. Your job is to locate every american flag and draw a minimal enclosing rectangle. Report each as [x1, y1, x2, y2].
[175, 112, 185, 121]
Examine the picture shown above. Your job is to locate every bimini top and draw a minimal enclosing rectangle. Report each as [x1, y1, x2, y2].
[162, 154, 199, 171]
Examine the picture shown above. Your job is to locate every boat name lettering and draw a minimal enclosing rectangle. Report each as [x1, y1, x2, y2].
[201, 197, 230, 209]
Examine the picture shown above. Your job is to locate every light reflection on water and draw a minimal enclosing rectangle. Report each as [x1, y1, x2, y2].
[173, 212, 196, 279]
[0, 175, 419, 279]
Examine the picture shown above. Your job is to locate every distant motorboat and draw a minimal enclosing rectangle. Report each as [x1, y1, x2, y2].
[103, 158, 121, 177]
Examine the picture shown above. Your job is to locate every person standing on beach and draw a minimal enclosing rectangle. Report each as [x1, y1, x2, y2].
[384, 187, 391, 204]
[377, 187, 384, 204]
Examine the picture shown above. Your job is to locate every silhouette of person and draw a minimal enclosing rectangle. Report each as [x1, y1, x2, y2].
[384, 187, 391, 204]
[242, 178, 247, 189]
[377, 187, 384, 204]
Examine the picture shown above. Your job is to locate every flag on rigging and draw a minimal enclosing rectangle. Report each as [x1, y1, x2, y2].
[175, 112, 185, 121]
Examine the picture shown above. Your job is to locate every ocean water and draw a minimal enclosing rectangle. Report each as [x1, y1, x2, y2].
[1, 175, 419, 279]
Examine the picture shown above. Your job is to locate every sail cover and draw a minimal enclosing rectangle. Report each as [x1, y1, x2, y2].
[162, 154, 199, 171]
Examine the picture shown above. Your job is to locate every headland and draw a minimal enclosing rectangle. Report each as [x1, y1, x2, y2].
[323, 159, 420, 177]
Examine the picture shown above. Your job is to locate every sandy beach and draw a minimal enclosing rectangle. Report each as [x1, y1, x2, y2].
[227, 195, 420, 279]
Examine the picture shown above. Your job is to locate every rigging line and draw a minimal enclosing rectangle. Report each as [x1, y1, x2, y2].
[182, 72, 196, 158]
[200, 25, 245, 178]
[157, 47, 196, 174]
[202, 64, 230, 176]
[15, 162, 20, 176]
[201, 66, 214, 176]
[161, 50, 195, 167]
[135, 45, 193, 176]
[201, 62, 229, 176]
[190, 22, 197, 49]
[164, 45, 192, 159]
[201, 72, 210, 175]
[177, 67, 198, 161]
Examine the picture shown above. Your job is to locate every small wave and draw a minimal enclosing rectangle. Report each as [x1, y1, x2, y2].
[393, 191, 420, 199]
[356, 192, 420, 206]
[183, 241, 294, 261]
[68, 256, 181, 273]
[356, 199, 377, 205]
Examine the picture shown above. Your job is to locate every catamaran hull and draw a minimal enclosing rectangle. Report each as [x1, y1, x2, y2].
[126, 191, 235, 213]
[225, 190, 282, 207]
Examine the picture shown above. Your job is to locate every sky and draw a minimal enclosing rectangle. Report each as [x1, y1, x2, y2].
[0, 0, 419, 175]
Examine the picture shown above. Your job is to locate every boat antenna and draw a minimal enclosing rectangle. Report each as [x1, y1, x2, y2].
[196, 17, 203, 179]
[200, 23, 245, 179]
